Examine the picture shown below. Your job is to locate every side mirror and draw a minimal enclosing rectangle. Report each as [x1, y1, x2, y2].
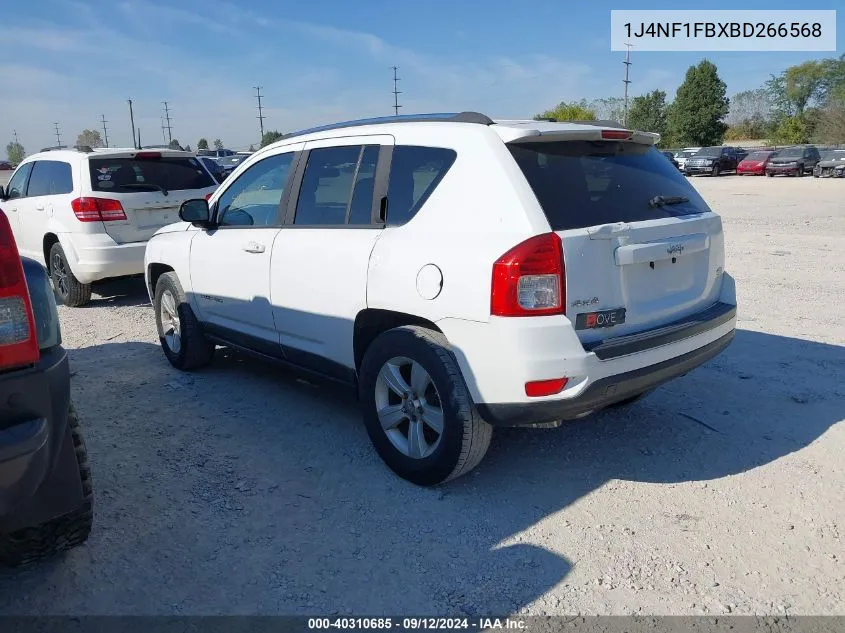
[179, 199, 211, 226]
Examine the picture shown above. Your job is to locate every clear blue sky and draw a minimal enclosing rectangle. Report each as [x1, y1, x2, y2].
[3, 0, 842, 151]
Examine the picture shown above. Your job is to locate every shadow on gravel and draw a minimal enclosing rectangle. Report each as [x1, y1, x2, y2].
[83, 277, 149, 308]
[0, 328, 841, 615]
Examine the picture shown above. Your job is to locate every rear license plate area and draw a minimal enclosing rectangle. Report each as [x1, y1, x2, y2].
[575, 308, 626, 330]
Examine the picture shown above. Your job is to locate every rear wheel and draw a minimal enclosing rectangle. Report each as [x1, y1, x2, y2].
[154, 272, 215, 370]
[0, 404, 93, 566]
[49, 243, 91, 307]
[358, 326, 492, 486]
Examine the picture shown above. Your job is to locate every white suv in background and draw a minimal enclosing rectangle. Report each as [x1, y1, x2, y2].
[0, 148, 218, 306]
[144, 112, 737, 486]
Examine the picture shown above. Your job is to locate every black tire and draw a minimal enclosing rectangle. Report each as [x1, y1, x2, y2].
[358, 326, 492, 486]
[711, 164, 720, 177]
[0, 404, 93, 566]
[154, 272, 215, 370]
[795, 164, 803, 177]
[766, 172, 774, 177]
[48, 242, 91, 307]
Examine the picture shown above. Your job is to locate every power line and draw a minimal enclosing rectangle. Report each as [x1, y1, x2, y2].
[623, 42, 633, 127]
[162, 101, 173, 143]
[53, 122, 62, 148]
[391, 66, 402, 116]
[100, 114, 109, 147]
[254, 86, 265, 140]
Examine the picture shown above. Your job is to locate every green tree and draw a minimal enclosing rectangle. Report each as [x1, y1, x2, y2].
[769, 115, 809, 145]
[248, 144, 255, 152]
[76, 129, 104, 148]
[626, 90, 669, 138]
[260, 131, 285, 147]
[213, 138, 223, 150]
[534, 99, 596, 121]
[6, 141, 24, 164]
[589, 97, 626, 123]
[197, 138, 209, 150]
[812, 97, 845, 143]
[667, 60, 729, 146]
[168, 139, 182, 150]
[184, 144, 192, 152]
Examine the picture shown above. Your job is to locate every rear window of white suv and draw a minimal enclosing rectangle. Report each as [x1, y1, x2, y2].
[509, 141, 711, 231]
[88, 156, 215, 193]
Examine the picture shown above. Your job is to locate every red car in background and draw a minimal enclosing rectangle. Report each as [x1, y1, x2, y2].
[736, 150, 775, 175]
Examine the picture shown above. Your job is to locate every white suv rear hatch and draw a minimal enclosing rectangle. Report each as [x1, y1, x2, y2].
[500, 124, 724, 346]
[86, 151, 217, 244]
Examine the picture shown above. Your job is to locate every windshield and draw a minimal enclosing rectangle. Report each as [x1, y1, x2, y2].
[695, 147, 721, 157]
[777, 147, 803, 158]
[508, 141, 711, 231]
[678, 150, 697, 158]
[746, 152, 772, 161]
[89, 156, 215, 193]
[820, 150, 845, 161]
[218, 156, 249, 167]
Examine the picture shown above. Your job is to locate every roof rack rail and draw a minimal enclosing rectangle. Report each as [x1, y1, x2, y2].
[39, 144, 94, 153]
[282, 111, 494, 140]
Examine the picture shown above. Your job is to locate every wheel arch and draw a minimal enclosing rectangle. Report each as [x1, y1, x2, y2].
[147, 262, 175, 298]
[353, 308, 443, 372]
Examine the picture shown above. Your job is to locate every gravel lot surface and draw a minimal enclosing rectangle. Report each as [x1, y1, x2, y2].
[0, 174, 843, 616]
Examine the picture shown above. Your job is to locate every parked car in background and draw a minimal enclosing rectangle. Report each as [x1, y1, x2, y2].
[0, 147, 217, 307]
[735, 148, 749, 163]
[0, 161, 14, 171]
[684, 146, 740, 176]
[736, 150, 776, 175]
[766, 145, 821, 177]
[661, 151, 680, 169]
[813, 149, 845, 178]
[0, 210, 93, 565]
[215, 154, 250, 178]
[674, 147, 701, 171]
[145, 112, 736, 486]
[197, 156, 225, 183]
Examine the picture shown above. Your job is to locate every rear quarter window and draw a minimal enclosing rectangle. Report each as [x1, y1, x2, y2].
[385, 146, 456, 226]
[88, 156, 215, 193]
[508, 141, 712, 231]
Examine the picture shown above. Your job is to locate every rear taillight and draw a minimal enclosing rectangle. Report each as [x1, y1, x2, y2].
[0, 210, 39, 371]
[71, 197, 127, 222]
[135, 151, 161, 159]
[601, 129, 633, 140]
[491, 232, 565, 317]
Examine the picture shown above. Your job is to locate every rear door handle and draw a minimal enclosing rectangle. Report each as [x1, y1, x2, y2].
[243, 241, 265, 253]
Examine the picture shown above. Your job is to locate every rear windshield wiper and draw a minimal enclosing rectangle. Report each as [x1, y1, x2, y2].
[120, 183, 169, 196]
[648, 195, 688, 208]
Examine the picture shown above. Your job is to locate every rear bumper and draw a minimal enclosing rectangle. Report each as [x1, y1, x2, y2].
[60, 232, 146, 284]
[0, 347, 71, 519]
[477, 331, 734, 426]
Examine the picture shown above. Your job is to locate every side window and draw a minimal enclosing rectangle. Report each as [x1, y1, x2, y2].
[294, 146, 361, 226]
[26, 160, 73, 197]
[216, 152, 294, 227]
[385, 146, 457, 226]
[5, 163, 34, 200]
[347, 145, 380, 225]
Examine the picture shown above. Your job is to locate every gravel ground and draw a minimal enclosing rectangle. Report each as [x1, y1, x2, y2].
[0, 174, 843, 616]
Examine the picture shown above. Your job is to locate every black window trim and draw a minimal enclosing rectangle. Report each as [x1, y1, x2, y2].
[208, 149, 303, 231]
[383, 145, 457, 228]
[7, 161, 35, 200]
[282, 143, 389, 229]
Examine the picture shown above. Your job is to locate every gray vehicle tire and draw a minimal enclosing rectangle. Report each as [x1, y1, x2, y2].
[154, 272, 215, 370]
[358, 326, 492, 486]
[0, 404, 93, 566]
[49, 242, 91, 308]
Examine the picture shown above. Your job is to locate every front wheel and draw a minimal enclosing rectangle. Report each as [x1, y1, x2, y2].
[49, 243, 91, 307]
[711, 164, 721, 177]
[358, 326, 492, 486]
[794, 165, 803, 177]
[154, 272, 215, 370]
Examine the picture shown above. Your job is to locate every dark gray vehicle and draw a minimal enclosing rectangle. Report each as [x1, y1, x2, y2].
[813, 149, 845, 178]
[0, 209, 93, 565]
[683, 146, 740, 176]
[766, 145, 821, 177]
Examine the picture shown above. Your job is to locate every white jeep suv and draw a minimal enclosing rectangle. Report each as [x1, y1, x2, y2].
[0, 147, 217, 307]
[144, 112, 737, 486]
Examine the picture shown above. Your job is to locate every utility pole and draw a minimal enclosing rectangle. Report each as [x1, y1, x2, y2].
[391, 66, 402, 116]
[160, 116, 167, 144]
[128, 99, 137, 149]
[254, 86, 265, 141]
[100, 114, 109, 147]
[622, 42, 633, 127]
[53, 122, 62, 148]
[162, 101, 173, 143]
[13, 130, 19, 145]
